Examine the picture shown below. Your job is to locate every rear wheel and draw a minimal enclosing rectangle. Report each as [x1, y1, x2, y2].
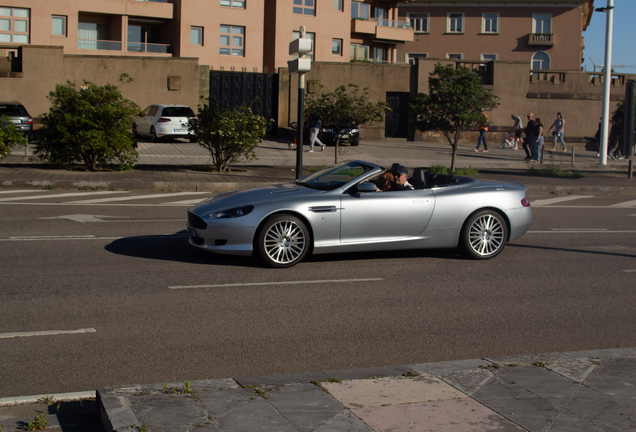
[150, 127, 159, 143]
[256, 214, 310, 268]
[132, 124, 139, 139]
[461, 210, 508, 259]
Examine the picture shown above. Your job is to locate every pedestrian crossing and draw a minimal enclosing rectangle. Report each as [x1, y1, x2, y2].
[0, 190, 215, 206]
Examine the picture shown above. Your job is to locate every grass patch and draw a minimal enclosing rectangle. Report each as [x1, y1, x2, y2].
[529, 165, 584, 178]
[429, 165, 479, 175]
[191, 165, 246, 173]
[309, 165, 326, 173]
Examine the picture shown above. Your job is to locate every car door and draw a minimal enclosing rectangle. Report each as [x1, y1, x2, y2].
[137, 106, 152, 135]
[340, 188, 435, 243]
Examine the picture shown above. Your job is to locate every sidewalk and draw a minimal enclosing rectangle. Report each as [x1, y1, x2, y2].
[94, 347, 636, 432]
[2, 138, 635, 193]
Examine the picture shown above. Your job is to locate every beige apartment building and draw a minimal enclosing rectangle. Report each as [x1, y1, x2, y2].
[399, 0, 594, 71]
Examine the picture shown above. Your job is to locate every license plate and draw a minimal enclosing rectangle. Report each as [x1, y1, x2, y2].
[188, 227, 198, 238]
[174, 129, 186, 133]
[11, 119, 21, 123]
[342, 134, 349, 139]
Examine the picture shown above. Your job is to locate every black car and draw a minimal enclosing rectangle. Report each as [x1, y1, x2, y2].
[0, 101, 33, 139]
[319, 125, 360, 146]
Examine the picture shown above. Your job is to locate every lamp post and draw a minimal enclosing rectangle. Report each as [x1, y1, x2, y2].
[288, 26, 312, 180]
[597, 0, 614, 165]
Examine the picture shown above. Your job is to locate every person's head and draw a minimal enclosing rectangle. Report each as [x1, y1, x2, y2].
[527, 112, 534, 120]
[380, 171, 394, 186]
[556, 112, 562, 119]
[536, 118, 542, 126]
[511, 114, 516, 120]
[391, 165, 409, 185]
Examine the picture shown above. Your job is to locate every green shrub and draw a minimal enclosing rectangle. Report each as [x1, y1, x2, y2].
[429, 164, 479, 175]
[35, 81, 140, 171]
[0, 115, 28, 159]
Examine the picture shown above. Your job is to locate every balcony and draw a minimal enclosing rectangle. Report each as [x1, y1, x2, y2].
[528, 33, 554, 47]
[351, 18, 414, 42]
[127, 42, 171, 54]
[78, 39, 122, 51]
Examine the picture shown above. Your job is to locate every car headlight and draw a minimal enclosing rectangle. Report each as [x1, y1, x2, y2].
[350, 129, 359, 134]
[210, 205, 254, 218]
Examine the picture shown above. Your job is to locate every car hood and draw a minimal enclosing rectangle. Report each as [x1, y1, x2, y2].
[189, 182, 325, 212]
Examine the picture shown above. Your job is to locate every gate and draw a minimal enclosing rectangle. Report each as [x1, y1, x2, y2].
[385, 91, 409, 138]
[209, 71, 278, 124]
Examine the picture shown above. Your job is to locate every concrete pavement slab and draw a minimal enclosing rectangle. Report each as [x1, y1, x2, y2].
[582, 358, 636, 407]
[544, 409, 606, 432]
[212, 396, 297, 432]
[323, 365, 415, 381]
[496, 366, 581, 406]
[351, 399, 525, 432]
[434, 368, 496, 396]
[410, 358, 492, 374]
[312, 410, 374, 432]
[128, 394, 209, 432]
[546, 360, 597, 383]
[564, 385, 636, 431]
[563, 347, 636, 362]
[322, 375, 467, 409]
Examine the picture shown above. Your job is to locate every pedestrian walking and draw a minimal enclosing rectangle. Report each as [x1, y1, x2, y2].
[607, 119, 625, 160]
[509, 114, 523, 149]
[523, 113, 536, 161]
[307, 119, 325, 152]
[547, 112, 566, 152]
[474, 111, 489, 152]
[530, 118, 544, 162]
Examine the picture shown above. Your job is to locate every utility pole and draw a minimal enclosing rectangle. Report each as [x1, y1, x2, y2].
[598, 0, 614, 165]
[288, 27, 312, 180]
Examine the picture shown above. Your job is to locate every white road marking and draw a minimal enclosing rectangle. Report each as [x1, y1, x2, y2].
[169, 278, 384, 289]
[0, 328, 96, 339]
[162, 198, 209, 206]
[67, 191, 209, 204]
[531, 195, 593, 207]
[39, 214, 184, 223]
[1, 234, 187, 242]
[0, 202, 198, 207]
[0, 191, 128, 202]
[610, 199, 636, 208]
[623, 270, 636, 273]
[0, 189, 49, 195]
[10, 235, 95, 239]
[529, 230, 636, 233]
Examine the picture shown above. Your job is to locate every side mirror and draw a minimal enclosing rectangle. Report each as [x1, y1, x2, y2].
[356, 182, 377, 193]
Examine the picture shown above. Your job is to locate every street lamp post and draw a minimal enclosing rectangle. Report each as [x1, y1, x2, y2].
[598, 0, 614, 165]
[288, 27, 312, 180]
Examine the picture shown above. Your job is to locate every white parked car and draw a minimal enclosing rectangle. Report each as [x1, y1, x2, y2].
[133, 104, 197, 142]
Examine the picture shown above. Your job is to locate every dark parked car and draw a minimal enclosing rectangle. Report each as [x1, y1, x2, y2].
[0, 101, 33, 139]
[319, 125, 360, 146]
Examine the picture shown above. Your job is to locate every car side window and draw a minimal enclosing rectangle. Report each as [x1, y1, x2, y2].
[148, 106, 159, 116]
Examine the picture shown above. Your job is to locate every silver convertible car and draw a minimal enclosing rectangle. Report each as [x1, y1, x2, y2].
[187, 161, 532, 268]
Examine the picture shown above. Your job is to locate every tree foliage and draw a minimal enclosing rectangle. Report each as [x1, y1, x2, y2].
[35, 81, 140, 171]
[410, 63, 500, 172]
[188, 98, 273, 173]
[305, 84, 390, 163]
[0, 116, 28, 159]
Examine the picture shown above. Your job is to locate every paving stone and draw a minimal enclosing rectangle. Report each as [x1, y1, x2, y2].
[322, 375, 466, 409]
[563, 348, 636, 362]
[436, 368, 495, 396]
[266, 383, 347, 432]
[583, 358, 636, 407]
[323, 365, 414, 381]
[313, 410, 374, 431]
[352, 399, 524, 432]
[235, 371, 329, 387]
[545, 410, 606, 432]
[197, 387, 258, 418]
[191, 378, 241, 392]
[565, 386, 636, 431]
[213, 397, 296, 432]
[486, 352, 572, 367]
[547, 360, 597, 383]
[410, 358, 492, 374]
[497, 366, 581, 406]
[473, 374, 561, 432]
[129, 394, 208, 432]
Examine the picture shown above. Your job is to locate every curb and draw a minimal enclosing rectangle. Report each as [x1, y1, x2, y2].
[0, 390, 96, 407]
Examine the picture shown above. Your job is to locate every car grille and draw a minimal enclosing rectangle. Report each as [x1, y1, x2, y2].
[187, 212, 207, 230]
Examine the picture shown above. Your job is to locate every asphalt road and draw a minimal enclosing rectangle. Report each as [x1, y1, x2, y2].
[1, 190, 635, 399]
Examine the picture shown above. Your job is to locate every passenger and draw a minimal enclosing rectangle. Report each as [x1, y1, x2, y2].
[385, 165, 414, 191]
[374, 171, 395, 191]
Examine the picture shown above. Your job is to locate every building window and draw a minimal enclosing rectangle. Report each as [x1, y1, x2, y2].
[350, 43, 368, 61]
[351, 2, 370, 20]
[408, 13, 429, 33]
[447, 13, 464, 33]
[446, 53, 463, 60]
[480, 54, 498, 62]
[191, 26, 202, 45]
[532, 13, 551, 34]
[333, 0, 342, 11]
[293, 0, 315, 16]
[531, 51, 550, 70]
[292, 31, 314, 60]
[0, 7, 29, 43]
[332, 38, 342, 55]
[482, 13, 498, 34]
[78, 22, 109, 49]
[407, 53, 428, 65]
[373, 47, 385, 63]
[221, 0, 245, 7]
[52, 16, 66, 37]
[220, 25, 244, 56]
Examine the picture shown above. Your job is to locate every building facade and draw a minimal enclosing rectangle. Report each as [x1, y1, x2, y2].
[398, 0, 594, 71]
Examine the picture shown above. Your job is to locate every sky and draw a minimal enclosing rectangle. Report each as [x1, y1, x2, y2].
[582, 0, 636, 74]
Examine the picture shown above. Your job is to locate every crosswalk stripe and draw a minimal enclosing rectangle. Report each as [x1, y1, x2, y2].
[531, 195, 593, 207]
[0, 191, 129, 202]
[609, 199, 636, 208]
[67, 191, 210, 204]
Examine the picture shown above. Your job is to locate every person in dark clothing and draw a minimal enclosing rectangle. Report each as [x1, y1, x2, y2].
[523, 113, 536, 161]
[385, 164, 414, 191]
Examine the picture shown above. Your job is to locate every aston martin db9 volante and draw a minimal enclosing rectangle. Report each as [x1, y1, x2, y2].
[187, 161, 532, 268]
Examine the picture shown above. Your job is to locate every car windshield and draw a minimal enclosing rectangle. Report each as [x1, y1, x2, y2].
[161, 107, 195, 117]
[297, 161, 375, 191]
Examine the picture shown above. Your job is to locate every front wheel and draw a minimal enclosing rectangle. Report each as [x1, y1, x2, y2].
[350, 137, 360, 147]
[461, 210, 508, 259]
[256, 214, 310, 268]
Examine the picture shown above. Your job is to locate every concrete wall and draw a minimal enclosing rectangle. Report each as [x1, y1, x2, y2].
[0, 45, 200, 118]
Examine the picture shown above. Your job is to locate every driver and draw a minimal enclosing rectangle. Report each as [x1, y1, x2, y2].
[385, 165, 414, 191]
